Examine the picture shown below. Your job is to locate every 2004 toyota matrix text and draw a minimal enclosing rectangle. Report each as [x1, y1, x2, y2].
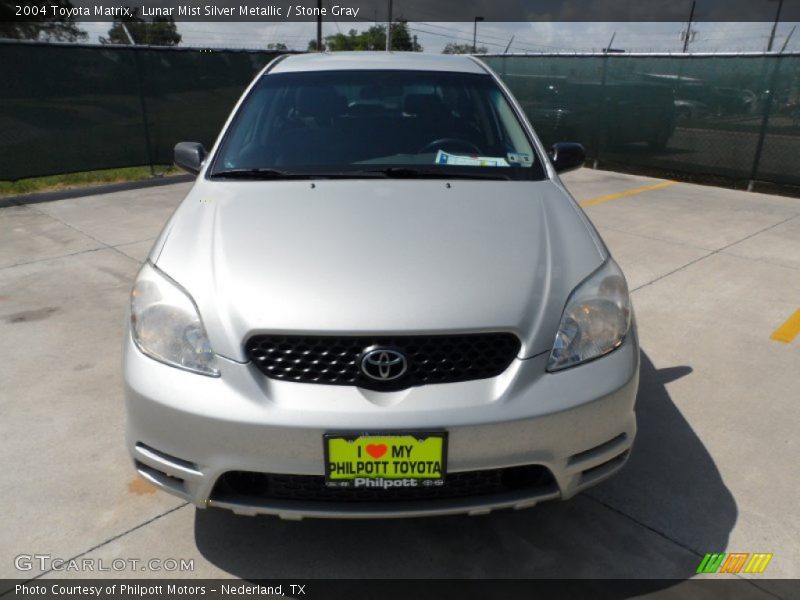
[124, 52, 639, 519]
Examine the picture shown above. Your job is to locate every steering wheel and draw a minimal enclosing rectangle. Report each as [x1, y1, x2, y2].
[417, 138, 482, 155]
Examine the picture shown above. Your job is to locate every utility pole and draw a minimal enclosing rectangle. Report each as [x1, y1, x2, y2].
[472, 16, 484, 53]
[682, 0, 696, 53]
[767, 0, 785, 52]
[316, 0, 322, 51]
[385, 0, 393, 51]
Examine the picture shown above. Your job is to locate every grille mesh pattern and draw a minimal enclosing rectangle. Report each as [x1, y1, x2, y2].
[212, 466, 554, 503]
[246, 333, 521, 390]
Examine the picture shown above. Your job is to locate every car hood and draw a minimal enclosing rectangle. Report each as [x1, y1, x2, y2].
[154, 179, 605, 362]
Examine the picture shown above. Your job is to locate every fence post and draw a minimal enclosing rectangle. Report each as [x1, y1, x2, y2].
[748, 54, 782, 191]
[593, 54, 610, 169]
[132, 47, 156, 177]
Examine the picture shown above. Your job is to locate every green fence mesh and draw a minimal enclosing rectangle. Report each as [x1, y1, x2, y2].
[2, 43, 799, 188]
[484, 53, 800, 186]
[0, 42, 282, 181]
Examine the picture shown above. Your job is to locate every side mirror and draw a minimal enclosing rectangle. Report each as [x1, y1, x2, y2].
[174, 142, 207, 175]
[549, 142, 586, 174]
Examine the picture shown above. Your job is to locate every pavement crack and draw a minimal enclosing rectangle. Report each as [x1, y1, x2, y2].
[584, 494, 787, 599]
[599, 225, 714, 251]
[26, 205, 109, 248]
[717, 250, 800, 273]
[17, 502, 189, 584]
[584, 492, 703, 558]
[23, 204, 144, 265]
[0, 246, 107, 271]
[631, 213, 800, 293]
[114, 237, 156, 249]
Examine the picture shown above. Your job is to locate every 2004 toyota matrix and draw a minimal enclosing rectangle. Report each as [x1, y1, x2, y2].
[124, 52, 639, 519]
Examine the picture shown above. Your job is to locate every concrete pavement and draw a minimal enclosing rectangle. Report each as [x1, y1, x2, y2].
[1, 170, 798, 595]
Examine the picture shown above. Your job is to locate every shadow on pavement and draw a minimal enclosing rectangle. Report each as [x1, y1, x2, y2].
[194, 351, 736, 589]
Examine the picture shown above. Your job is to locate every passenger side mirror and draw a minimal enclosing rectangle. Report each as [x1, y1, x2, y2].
[550, 143, 586, 174]
[174, 142, 207, 175]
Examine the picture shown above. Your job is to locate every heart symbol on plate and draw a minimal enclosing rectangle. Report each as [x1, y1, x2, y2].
[366, 444, 388, 459]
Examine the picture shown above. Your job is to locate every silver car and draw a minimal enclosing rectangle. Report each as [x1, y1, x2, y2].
[124, 52, 639, 519]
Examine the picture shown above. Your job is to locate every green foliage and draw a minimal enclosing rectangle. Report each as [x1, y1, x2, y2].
[443, 43, 488, 54]
[0, 0, 86, 42]
[100, 8, 181, 46]
[309, 22, 422, 52]
[0, 166, 179, 197]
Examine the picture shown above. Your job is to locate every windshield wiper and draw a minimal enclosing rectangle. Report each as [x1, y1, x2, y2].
[359, 167, 511, 180]
[210, 168, 312, 180]
[210, 168, 387, 180]
[211, 167, 510, 181]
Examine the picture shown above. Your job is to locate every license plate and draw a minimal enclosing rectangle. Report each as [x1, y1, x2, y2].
[324, 432, 447, 488]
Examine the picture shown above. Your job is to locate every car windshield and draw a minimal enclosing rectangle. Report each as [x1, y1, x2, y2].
[209, 69, 544, 180]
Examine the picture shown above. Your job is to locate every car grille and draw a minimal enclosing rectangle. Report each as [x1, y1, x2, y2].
[211, 466, 555, 503]
[245, 333, 521, 390]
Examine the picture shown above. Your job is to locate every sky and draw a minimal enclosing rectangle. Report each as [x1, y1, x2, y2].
[75, 21, 800, 54]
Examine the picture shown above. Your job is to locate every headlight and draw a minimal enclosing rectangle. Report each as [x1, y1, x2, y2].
[547, 259, 632, 372]
[130, 261, 219, 377]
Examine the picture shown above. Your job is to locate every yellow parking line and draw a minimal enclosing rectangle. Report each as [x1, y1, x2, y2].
[579, 180, 678, 208]
[770, 309, 800, 344]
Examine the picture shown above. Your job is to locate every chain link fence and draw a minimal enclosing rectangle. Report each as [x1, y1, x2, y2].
[483, 52, 800, 188]
[2, 41, 799, 190]
[0, 41, 284, 181]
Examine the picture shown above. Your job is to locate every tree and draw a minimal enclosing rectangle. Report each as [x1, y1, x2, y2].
[100, 8, 181, 46]
[266, 42, 288, 51]
[322, 29, 360, 51]
[443, 43, 487, 54]
[0, 0, 86, 42]
[308, 22, 422, 52]
[388, 21, 421, 51]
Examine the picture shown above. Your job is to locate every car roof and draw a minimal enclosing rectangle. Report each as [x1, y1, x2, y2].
[269, 52, 489, 75]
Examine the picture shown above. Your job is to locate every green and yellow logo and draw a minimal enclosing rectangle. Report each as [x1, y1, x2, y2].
[697, 552, 773, 574]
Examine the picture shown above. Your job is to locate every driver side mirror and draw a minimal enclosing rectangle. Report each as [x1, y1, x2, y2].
[549, 143, 586, 174]
[174, 142, 207, 175]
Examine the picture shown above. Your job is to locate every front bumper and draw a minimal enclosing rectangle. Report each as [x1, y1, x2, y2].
[124, 330, 639, 519]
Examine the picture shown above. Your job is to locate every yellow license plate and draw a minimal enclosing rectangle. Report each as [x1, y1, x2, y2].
[324, 433, 447, 488]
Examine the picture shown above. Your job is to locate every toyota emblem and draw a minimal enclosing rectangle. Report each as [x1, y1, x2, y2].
[360, 347, 408, 381]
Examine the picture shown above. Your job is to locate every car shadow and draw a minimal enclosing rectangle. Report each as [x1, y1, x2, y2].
[193, 350, 736, 590]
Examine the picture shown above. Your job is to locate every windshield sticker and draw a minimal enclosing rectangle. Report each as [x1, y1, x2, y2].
[435, 150, 510, 168]
[506, 152, 533, 166]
